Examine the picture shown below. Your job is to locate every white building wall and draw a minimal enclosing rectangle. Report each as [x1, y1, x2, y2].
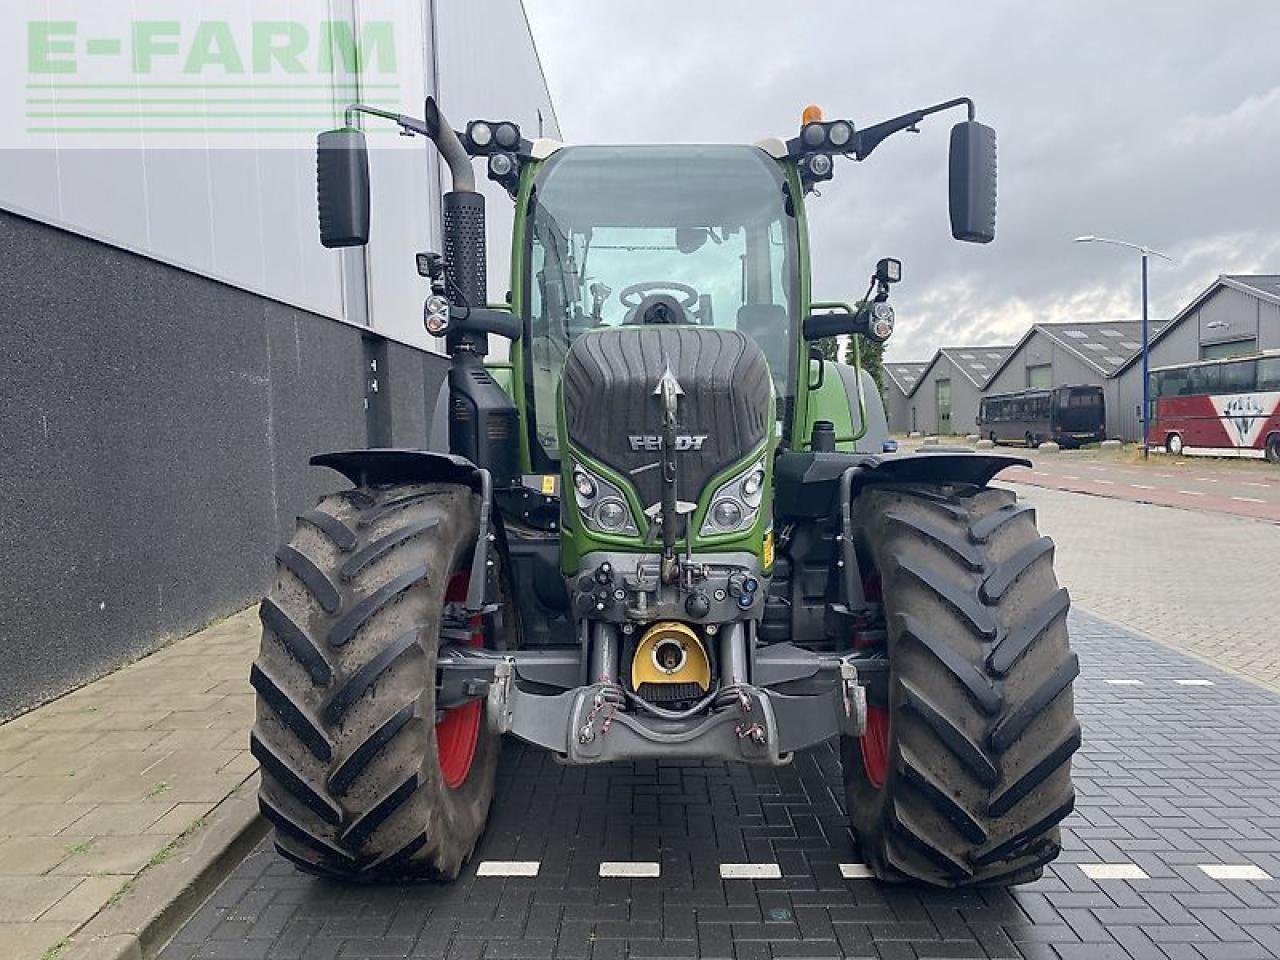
[0, 0, 557, 351]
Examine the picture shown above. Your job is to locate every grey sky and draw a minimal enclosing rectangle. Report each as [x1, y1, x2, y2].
[523, 1, 1280, 361]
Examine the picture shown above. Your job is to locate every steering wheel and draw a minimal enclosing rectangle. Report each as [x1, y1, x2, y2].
[619, 281, 700, 310]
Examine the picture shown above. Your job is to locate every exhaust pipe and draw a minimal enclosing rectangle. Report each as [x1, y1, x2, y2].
[425, 97, 476, 193]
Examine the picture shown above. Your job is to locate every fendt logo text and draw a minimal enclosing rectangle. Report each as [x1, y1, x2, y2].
[628, 435, 709, 452]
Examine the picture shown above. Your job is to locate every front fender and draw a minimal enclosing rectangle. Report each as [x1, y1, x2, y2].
[311, 449, 495, 612]
[311, 448, 484, 492]
[849, 449, 1029, 490]
[774, 448, 1028, 519]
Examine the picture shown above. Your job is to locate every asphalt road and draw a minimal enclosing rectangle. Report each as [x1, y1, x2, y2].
[997, 448, 1280, 524]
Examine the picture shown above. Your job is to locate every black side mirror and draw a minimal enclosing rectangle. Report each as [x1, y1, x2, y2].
[948, 120, 997, 244]
[317, 128, 371, 248]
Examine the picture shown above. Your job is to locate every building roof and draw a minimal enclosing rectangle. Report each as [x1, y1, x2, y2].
[939, 346, 1016, 388]
[1112, 273, 1280, 377]
[884, 362, 930, 395]
[1223, 274, 1280, 305]
[984, 320, 1166, 384]
[903, 345, 1015, 396]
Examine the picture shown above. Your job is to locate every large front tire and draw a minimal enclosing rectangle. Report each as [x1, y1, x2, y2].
[842, 484, 1079, 886]
[251, 483, 502, 881]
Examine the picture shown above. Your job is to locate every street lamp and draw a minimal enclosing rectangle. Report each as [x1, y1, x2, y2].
[1072, 235, 1175, 459]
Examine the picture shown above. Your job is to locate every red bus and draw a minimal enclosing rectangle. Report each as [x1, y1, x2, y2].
[1150, 350, 1280, 463]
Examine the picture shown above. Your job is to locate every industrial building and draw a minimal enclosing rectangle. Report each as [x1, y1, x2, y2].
[886, 275, 1280, 443]
[892, 346, 1014, 436]
[983, 321, 1158, 439]
[0, 2, 558, 717]
[884, 362, 929, 433]
[1109, 275, 1280, 442]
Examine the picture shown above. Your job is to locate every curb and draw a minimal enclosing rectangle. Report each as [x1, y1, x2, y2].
[61, 772, 268, 960]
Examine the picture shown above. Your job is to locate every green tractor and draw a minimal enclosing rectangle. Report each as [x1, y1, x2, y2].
[251, 95, 1079, 887]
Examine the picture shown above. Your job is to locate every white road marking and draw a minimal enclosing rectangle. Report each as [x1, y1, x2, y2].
[1080, 863, 1149, 881]
[1094, 479, 1115, 485]
[720, 863, 782, 880]
[1199, 864, 1271, 881]
[1243, 481, 1271, 489]
[1104, 679, 1143, 686]
[1232, 496, 1266, 504]
[1197, 478, 1220, 484]
[1130, 484, 1155, 490]
[1177, 490, 1205, 497]
[1174, 679, 1214, 686]
[476, 861, 540, 877]
[1062, 475, 1081, 481]
[1156, 474, 1176, 479]
[839, 863, 875, 879]
[599, 861, 661, 878]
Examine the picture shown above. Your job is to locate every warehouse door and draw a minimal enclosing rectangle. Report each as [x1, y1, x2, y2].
[936, 379, 952, 434]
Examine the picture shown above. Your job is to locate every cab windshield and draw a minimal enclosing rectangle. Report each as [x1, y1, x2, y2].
[523, 145, 800, 463]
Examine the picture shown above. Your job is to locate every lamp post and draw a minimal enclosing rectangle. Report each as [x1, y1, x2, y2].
[1072, 235, 1174, 459]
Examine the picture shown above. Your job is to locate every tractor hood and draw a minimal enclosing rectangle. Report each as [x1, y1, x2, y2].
[561, 326, 771, 515]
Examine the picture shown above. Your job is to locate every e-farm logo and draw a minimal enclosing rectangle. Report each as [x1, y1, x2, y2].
[22, 16, 403, 140]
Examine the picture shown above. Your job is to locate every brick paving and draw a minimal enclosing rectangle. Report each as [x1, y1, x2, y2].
[0, 608, 258, 957]
[1002, 482, 1280, 692]
[161, 611, 1280, 960]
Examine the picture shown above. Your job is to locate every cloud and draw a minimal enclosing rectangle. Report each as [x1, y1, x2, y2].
[524, 0, 1280, 361]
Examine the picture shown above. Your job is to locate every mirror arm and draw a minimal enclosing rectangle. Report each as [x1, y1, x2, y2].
[344, 103, 428, 136]
[343, 99, 476, 192]
[855, 96, 976, 160]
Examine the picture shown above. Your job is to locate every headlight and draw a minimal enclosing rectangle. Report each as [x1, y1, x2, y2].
[711, 499, 743, 529]
[571, 462, 638, 536]
[700, 456, 767, 537]
[494, 122, 521, 149]
[595, 499, 630, 532]
[573, 469, 597, 500]
[828, 120, 853, 148]
[467, 121, 493, 148]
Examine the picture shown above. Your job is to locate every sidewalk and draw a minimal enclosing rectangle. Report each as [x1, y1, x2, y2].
[0, 608, 262, 960]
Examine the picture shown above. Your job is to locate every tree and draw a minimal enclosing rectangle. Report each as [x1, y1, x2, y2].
[814, 336, 840, 362]
[841, 303, 889, 408]
[846, 334, 887, 397]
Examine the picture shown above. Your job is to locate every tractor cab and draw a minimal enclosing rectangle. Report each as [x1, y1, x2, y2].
[519, 144, 801, 466]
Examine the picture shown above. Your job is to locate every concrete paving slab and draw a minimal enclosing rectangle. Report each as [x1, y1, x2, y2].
[0, 876, 83, 922]
[0, 607, 259, 960]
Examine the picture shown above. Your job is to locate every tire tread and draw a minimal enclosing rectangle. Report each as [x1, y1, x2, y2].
[845, 484, 1079, 887]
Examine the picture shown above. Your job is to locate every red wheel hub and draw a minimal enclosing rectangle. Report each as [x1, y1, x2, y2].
[436, 571, 482, 789]
[861, 706, 890, 789]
